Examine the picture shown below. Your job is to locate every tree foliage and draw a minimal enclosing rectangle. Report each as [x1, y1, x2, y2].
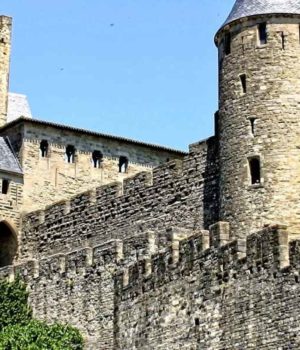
[0, 278, 83, 350]
[0, 320, 83, 349]
[0, 278, 32, 331]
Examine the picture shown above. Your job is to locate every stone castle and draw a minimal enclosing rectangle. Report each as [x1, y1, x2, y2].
[1, 0, 300, 348]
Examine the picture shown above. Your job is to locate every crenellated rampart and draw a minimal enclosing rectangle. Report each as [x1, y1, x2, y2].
[0, 239, 123, 350]
[3, 223, 300, 349]
[116, 224, 290, 296]
[115, 224, 300, 350]
[20, 137, 219, 260]
[14, 135, 300, 350]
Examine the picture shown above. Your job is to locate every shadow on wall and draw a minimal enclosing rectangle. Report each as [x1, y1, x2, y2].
[0, 221, 18, 267]
[203, 136, 219, 230]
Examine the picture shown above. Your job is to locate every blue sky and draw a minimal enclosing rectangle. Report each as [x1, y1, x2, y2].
[1, 0, 234, 150]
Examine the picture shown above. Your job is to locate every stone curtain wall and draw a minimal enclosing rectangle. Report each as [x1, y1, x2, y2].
[2, 122, 185, 213]
[0, 17, 11, 127]
[217, 17, 300, 239]
[3, 223, 300, 349]
[115, 225, 300, 350]
[0, 240, 122, 350]
[20, 137, 219, 260]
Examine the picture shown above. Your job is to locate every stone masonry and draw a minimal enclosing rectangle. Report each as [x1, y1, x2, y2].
[216, 15, 300, 239]
[0, 16, 11, 127]
[0, 118, 185, 213]
[1, 1, 300, 349]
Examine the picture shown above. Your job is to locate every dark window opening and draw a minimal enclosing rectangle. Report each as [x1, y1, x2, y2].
[2, 179, 9, 195]
[280, 31, 285, 50]
[195, 318, 200, 326]
[249, 158, 261, 185]
[249, 118, 256, 136]
[258, 23, 267, 45]
[92, 150, 103, 168]
[224, 32, 231, 55]
[66, 145, 76, 163]
[119, 156, 129, 173]
[0, 222, 17, 267]
[40, 140, 49, 158]
[240, 74, 247, 93]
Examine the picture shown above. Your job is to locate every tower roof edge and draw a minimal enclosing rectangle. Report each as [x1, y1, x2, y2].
[216, 0, 300, 38]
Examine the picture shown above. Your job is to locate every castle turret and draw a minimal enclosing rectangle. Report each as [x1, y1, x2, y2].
[215, 0, 300, 238]
[0, 16, 12, 127]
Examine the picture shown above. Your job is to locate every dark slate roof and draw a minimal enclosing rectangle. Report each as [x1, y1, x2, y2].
[0, 137, 22, 175]
[0, 117, 188, 156]
[223, 0, 300, 27]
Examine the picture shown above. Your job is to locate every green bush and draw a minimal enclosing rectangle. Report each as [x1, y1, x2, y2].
[0, 320, 83, 350]
[0, 278, 84, 350]
[0, 278, 32, 331]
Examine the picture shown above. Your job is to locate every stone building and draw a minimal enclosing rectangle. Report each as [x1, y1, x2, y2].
[1, 0, 300, 349]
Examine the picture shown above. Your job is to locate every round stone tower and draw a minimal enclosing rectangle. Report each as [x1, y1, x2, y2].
[215, 0, 300, 238]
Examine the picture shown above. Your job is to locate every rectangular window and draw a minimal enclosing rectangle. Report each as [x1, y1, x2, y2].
[1, 179, 9, 194]
[258, 23, 267, 45]
[224, 32, 231, 55]
[249, 158, 261, 185]
[40, 140, 49, 158]
[66, 145, 76, 163]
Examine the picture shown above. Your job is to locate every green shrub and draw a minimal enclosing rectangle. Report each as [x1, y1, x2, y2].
[0, 320, 83, 350]
[0, 278, 84, 349]
[0, 278, 32, 331]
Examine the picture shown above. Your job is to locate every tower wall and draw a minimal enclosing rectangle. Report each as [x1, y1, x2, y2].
[216, 16, 300, 238]
[0, 16, 11, 127]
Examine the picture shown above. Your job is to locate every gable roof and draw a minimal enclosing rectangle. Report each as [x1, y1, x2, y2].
[222, 0, 300, 28]
[0, 117, 187, 156]
[0, 137, 22, 176]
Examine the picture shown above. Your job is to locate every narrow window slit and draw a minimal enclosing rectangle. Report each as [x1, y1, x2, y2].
[241, 36, 245, 54]
[224, 32, 231, 55]
[258, 23, 267, 45]
[240, 74, 247, 93]
[249, 118, 256, 136]
[280, 31, 285, 50]
[249, 158, 261, 185]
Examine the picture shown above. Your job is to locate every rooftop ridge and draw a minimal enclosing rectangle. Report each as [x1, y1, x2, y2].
[0, 117, 188, 155]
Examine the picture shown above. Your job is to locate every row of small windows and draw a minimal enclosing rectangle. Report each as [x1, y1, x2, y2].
[40, 140, 129, 173]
